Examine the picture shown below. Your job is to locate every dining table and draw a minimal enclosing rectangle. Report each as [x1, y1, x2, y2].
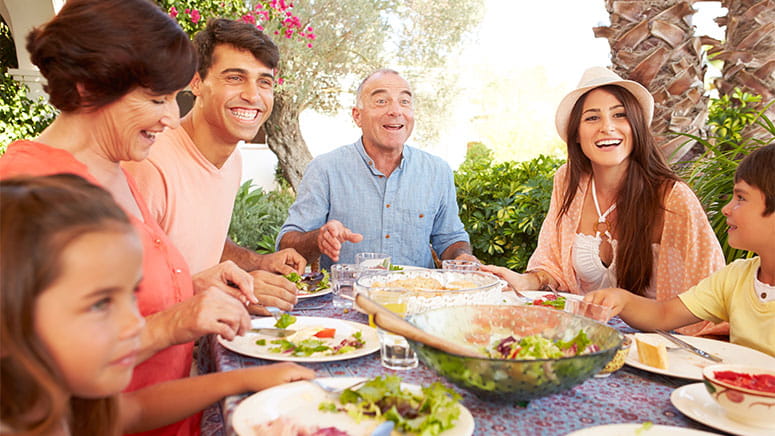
[197, 293, 728, 436]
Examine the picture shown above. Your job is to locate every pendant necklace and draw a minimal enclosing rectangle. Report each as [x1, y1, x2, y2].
[591, 178, 616, 240]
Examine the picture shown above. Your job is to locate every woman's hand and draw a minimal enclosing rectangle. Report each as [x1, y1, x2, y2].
[479, 264, 534, 293]
[193, 260, 257, 305]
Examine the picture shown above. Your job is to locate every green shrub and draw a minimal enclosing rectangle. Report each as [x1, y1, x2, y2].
[677, 89, 774, 262]
[455, 143, 564, 271]
[0, 71, 57, 154]
[228, 180, 294, 254]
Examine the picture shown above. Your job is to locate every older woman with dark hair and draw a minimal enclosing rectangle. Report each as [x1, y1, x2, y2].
[0, 1, 258, 434]
[483, 67, 727, 336]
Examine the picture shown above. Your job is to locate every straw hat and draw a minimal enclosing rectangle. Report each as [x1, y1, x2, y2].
[555, 66, 654, 143]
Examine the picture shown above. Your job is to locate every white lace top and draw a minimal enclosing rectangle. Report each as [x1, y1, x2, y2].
[572, 233, 659, 297]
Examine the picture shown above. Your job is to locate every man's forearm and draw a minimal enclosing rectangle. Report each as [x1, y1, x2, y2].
[222, 237, 262, 271]
[439, 241, 475, 260]
[278, 230, 321, 263]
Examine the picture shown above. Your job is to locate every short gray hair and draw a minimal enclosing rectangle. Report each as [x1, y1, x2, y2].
[354, 68, 402, 109]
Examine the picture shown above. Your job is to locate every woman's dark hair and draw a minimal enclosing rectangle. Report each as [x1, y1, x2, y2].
[194, 18, 279, 79]
[0, 174, 133, 436]
[559, 84, 680, 295]
[736, 143, 775, 216]
[26, 0, 196, 111]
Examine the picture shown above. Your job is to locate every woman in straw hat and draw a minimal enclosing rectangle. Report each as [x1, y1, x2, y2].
[483, 66, 726, 336]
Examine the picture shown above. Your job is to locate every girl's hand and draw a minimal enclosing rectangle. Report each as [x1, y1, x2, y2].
[245, 362, 316, 392]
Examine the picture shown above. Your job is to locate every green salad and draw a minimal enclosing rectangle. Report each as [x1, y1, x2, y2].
[319, 375, 460, 436]
[285, 270, 331, 294]
[487, 330, 599, 360]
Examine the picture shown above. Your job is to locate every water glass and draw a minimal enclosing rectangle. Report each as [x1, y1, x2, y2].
[369, 287, 418, 370]
[330, 264, 361, 309]
[564, 298, 614, 323]
[441, 259, 481, 271]
[355, 252, 391, 271]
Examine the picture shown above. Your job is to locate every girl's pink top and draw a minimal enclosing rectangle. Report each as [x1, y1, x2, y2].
[0, 141, 200, 436]
[528, 164, 728, 336]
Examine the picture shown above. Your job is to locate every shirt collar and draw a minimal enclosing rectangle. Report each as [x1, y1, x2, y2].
[355, 137, 409, 175]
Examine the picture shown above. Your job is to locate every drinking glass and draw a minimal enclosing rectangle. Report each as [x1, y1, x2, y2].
[564, 298, 614, 323]
[330, 264, 361, 309]
[441, 259, 481, 271]
[368, 287, 418, 370]
[355, 252, 391, 271]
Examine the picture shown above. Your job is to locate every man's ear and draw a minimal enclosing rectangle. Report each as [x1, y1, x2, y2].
[189, 72, 203, 97]
[352, 107, 362, 127]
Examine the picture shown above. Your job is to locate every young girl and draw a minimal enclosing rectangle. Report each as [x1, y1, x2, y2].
[0, 175, 314, 435]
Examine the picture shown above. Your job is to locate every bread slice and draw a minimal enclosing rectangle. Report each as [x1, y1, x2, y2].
[635, 334, 669, 370]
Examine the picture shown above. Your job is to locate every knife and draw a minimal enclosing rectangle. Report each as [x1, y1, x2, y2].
[249, 327, 296, 338]
[654, 329, 723, 363]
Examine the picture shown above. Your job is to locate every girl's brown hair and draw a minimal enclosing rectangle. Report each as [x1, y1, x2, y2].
[1, 174, 133, 435]
[559, 85, 680, 295]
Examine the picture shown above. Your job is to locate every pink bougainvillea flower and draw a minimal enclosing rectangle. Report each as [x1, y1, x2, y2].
[169, 6, 178, 18]
[190, 9, 201, 24]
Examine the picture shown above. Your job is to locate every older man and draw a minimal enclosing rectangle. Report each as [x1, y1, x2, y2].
[277, 69, 476, 269]
[125, 19, 304, 314]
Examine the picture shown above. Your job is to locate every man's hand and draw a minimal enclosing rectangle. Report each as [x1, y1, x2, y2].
[316, 220, 363, 262]
[256, 248, 307, 275]
[454, 253, 479, 263]
[192, 260, 258, 305]
[245, 270, 298, 316]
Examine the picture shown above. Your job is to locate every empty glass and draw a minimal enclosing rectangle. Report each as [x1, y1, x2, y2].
[330, 264, 361, 309]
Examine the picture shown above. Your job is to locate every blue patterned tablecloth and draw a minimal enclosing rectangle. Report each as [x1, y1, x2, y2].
[198, 294, 725, 436]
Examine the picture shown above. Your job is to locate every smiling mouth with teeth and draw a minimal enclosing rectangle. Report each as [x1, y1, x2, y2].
[595, 139, 622, 148]
[383, 124, 404, 130]
[141, 130, 158, 141]
[231, 108, 260, 121]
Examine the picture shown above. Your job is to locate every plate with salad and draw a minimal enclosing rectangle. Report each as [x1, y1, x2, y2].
[519, 290, 582, 310]
[218, 316, 379, 363]
[232, 376, 475, 436]
[285, 271, 333, 299]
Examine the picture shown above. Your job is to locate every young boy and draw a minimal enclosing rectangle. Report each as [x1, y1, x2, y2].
[584, 144, 775, 357]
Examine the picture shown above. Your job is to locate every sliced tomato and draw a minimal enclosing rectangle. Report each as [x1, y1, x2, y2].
[313, 328, 336, 338]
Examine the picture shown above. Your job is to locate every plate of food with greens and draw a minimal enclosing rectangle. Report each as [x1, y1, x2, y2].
[285, 270, 333, 299]
[218, 315, 379, 363]
[232, 375, 474, 436]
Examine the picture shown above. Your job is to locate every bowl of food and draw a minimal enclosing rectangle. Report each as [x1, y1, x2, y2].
[702, 364, 775, 429]
[354, 270, 505, 313]
[405, 305, 623, 402]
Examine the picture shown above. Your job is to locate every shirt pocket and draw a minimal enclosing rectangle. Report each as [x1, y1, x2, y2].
[392, 205, 434, 260]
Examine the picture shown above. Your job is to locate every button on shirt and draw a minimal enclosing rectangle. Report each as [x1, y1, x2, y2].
[277, 139, 469, 270]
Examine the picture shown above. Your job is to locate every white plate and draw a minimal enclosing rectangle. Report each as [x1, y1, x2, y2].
[565, 423, 720, 435]
[219, 317, 379, 362]
[520, 290, 583, 302]
[232, 377, 475, 436]
[671, 383, 773, 436]
[625, 333, 775, 380]
[297, 287, 333, 299]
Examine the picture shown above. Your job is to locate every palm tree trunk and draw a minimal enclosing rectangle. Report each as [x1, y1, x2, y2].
[594, 0, 709, 161]
[264, 92, 313, 193]
[705, 0, 775, 140]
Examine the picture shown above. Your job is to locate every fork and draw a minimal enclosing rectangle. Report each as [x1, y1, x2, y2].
[310, 379, 366, 396]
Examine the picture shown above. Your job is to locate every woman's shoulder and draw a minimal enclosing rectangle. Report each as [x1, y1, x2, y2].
[664, 179, 701, 206]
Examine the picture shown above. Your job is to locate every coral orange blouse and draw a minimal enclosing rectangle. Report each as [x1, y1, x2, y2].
[527, 164, 728, 336]
[0, 141, 200, 436]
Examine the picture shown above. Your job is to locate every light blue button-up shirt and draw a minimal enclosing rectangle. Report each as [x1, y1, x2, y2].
[277, 139, 470, 270]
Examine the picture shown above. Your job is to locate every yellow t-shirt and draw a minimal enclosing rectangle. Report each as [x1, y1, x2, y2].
[679, 257, 775, 357]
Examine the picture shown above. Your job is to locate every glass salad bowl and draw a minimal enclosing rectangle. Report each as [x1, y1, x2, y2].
[405, 305, 623, 402]
[354, 270, 505, 314]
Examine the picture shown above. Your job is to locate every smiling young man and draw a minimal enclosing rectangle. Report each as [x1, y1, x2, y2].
[124, 19, 304, 314]
[277, 69, 477, 269]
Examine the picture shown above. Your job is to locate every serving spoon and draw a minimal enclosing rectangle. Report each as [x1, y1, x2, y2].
[354, 294, 481, 358]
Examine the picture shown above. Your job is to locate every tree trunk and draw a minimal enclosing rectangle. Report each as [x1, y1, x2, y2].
[706, 0, 775, 140]
[594, 0, 709, 161]
[265, 93, 313, 193]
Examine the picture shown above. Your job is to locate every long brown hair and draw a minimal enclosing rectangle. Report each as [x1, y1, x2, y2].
[1, 174, 133, 435]
[558, 85, 680, 295]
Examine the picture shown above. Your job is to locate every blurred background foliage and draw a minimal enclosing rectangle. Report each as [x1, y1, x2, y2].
[228, 180, 295, 254]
